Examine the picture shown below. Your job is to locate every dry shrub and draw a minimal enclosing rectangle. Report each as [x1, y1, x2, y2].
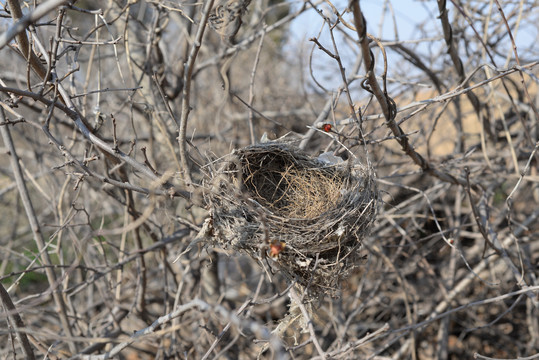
[205, 141, 378, 297]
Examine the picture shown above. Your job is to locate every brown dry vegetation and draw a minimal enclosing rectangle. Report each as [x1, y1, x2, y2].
[0, 0, 538, 359]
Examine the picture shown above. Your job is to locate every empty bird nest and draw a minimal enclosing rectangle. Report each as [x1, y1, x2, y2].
[203, 142, 378, 297]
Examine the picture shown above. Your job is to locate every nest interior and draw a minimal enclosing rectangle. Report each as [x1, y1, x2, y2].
[207, 143, 378, 297]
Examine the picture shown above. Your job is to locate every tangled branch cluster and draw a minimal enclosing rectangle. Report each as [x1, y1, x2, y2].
[0, 0, 538, 358]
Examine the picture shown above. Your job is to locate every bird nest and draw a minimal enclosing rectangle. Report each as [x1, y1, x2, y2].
[204, 142, 378, 297]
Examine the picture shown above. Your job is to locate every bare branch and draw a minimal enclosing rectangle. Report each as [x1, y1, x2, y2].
[178, 0, 216, 185]
[0, 282, 35, 360]
[0, 107, 77, 354]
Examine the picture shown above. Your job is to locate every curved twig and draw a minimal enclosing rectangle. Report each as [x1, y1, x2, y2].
[349, 0, 477, 190]
[0, 85, 188, 198]
[1, 0, 71, 50]
[437, 0, 488, 147]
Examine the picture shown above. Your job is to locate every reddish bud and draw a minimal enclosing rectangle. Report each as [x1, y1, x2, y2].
[269, 241, 286, 258]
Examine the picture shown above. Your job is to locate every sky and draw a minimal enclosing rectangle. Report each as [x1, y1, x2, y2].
[283, 0, 442, 93]
[284, 0, 539, 93]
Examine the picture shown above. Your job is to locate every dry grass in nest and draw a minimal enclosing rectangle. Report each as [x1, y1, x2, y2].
[247, 164, 346, 219]
[204, 142, 378, 297]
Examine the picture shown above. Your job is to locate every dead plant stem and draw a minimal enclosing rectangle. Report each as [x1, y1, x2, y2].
[0, 107, 77, 354]
[178, 0, 215, 185]
[0, 282, 36, 360]
[289, 287, 327, 359]
[350, 0, 478, 190]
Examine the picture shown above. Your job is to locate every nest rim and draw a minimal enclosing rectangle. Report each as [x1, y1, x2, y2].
[206, 142, 378, 297]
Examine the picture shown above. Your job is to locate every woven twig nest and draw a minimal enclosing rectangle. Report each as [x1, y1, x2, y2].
[204, 142, 378, 297]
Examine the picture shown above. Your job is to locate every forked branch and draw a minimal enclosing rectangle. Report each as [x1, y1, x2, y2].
[349, 0, 475, 190]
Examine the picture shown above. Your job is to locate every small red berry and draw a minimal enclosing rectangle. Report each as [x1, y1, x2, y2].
[269, 241, 286, 258]
[323, 124, 332, 132]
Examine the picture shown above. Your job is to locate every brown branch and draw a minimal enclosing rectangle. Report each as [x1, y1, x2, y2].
[0, 107, 77, 354]
[0, 85, 187, 198]
[494, 0, 539, 132]
[5, 0, 50, 89]
[349, 0, 478, 191]
[0, 282, 36, 360]
[1, 0, 72, 49]
[350, 1, 417, 157]
[4, 1, 183, 201]
[436, 0, 488, 144]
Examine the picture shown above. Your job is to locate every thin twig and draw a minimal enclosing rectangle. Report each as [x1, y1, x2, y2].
[311, 323, 390, 360]
[289, 287, 327, 359]
[0, 107, 77, 354]
[314, 61, 539, 128]
[493, 0, 539, 134]
[178, 0, 215, 185]
[349, 0, 488, 190]
[436, 0, 485, 145]
[1, 0, 70, 53]
[247, 26, 266, 145]
[75, 299, 210, 360]
[0, 282, 36, 360]
[474, 352, 539, 360]
[0, 85, 186, 197]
